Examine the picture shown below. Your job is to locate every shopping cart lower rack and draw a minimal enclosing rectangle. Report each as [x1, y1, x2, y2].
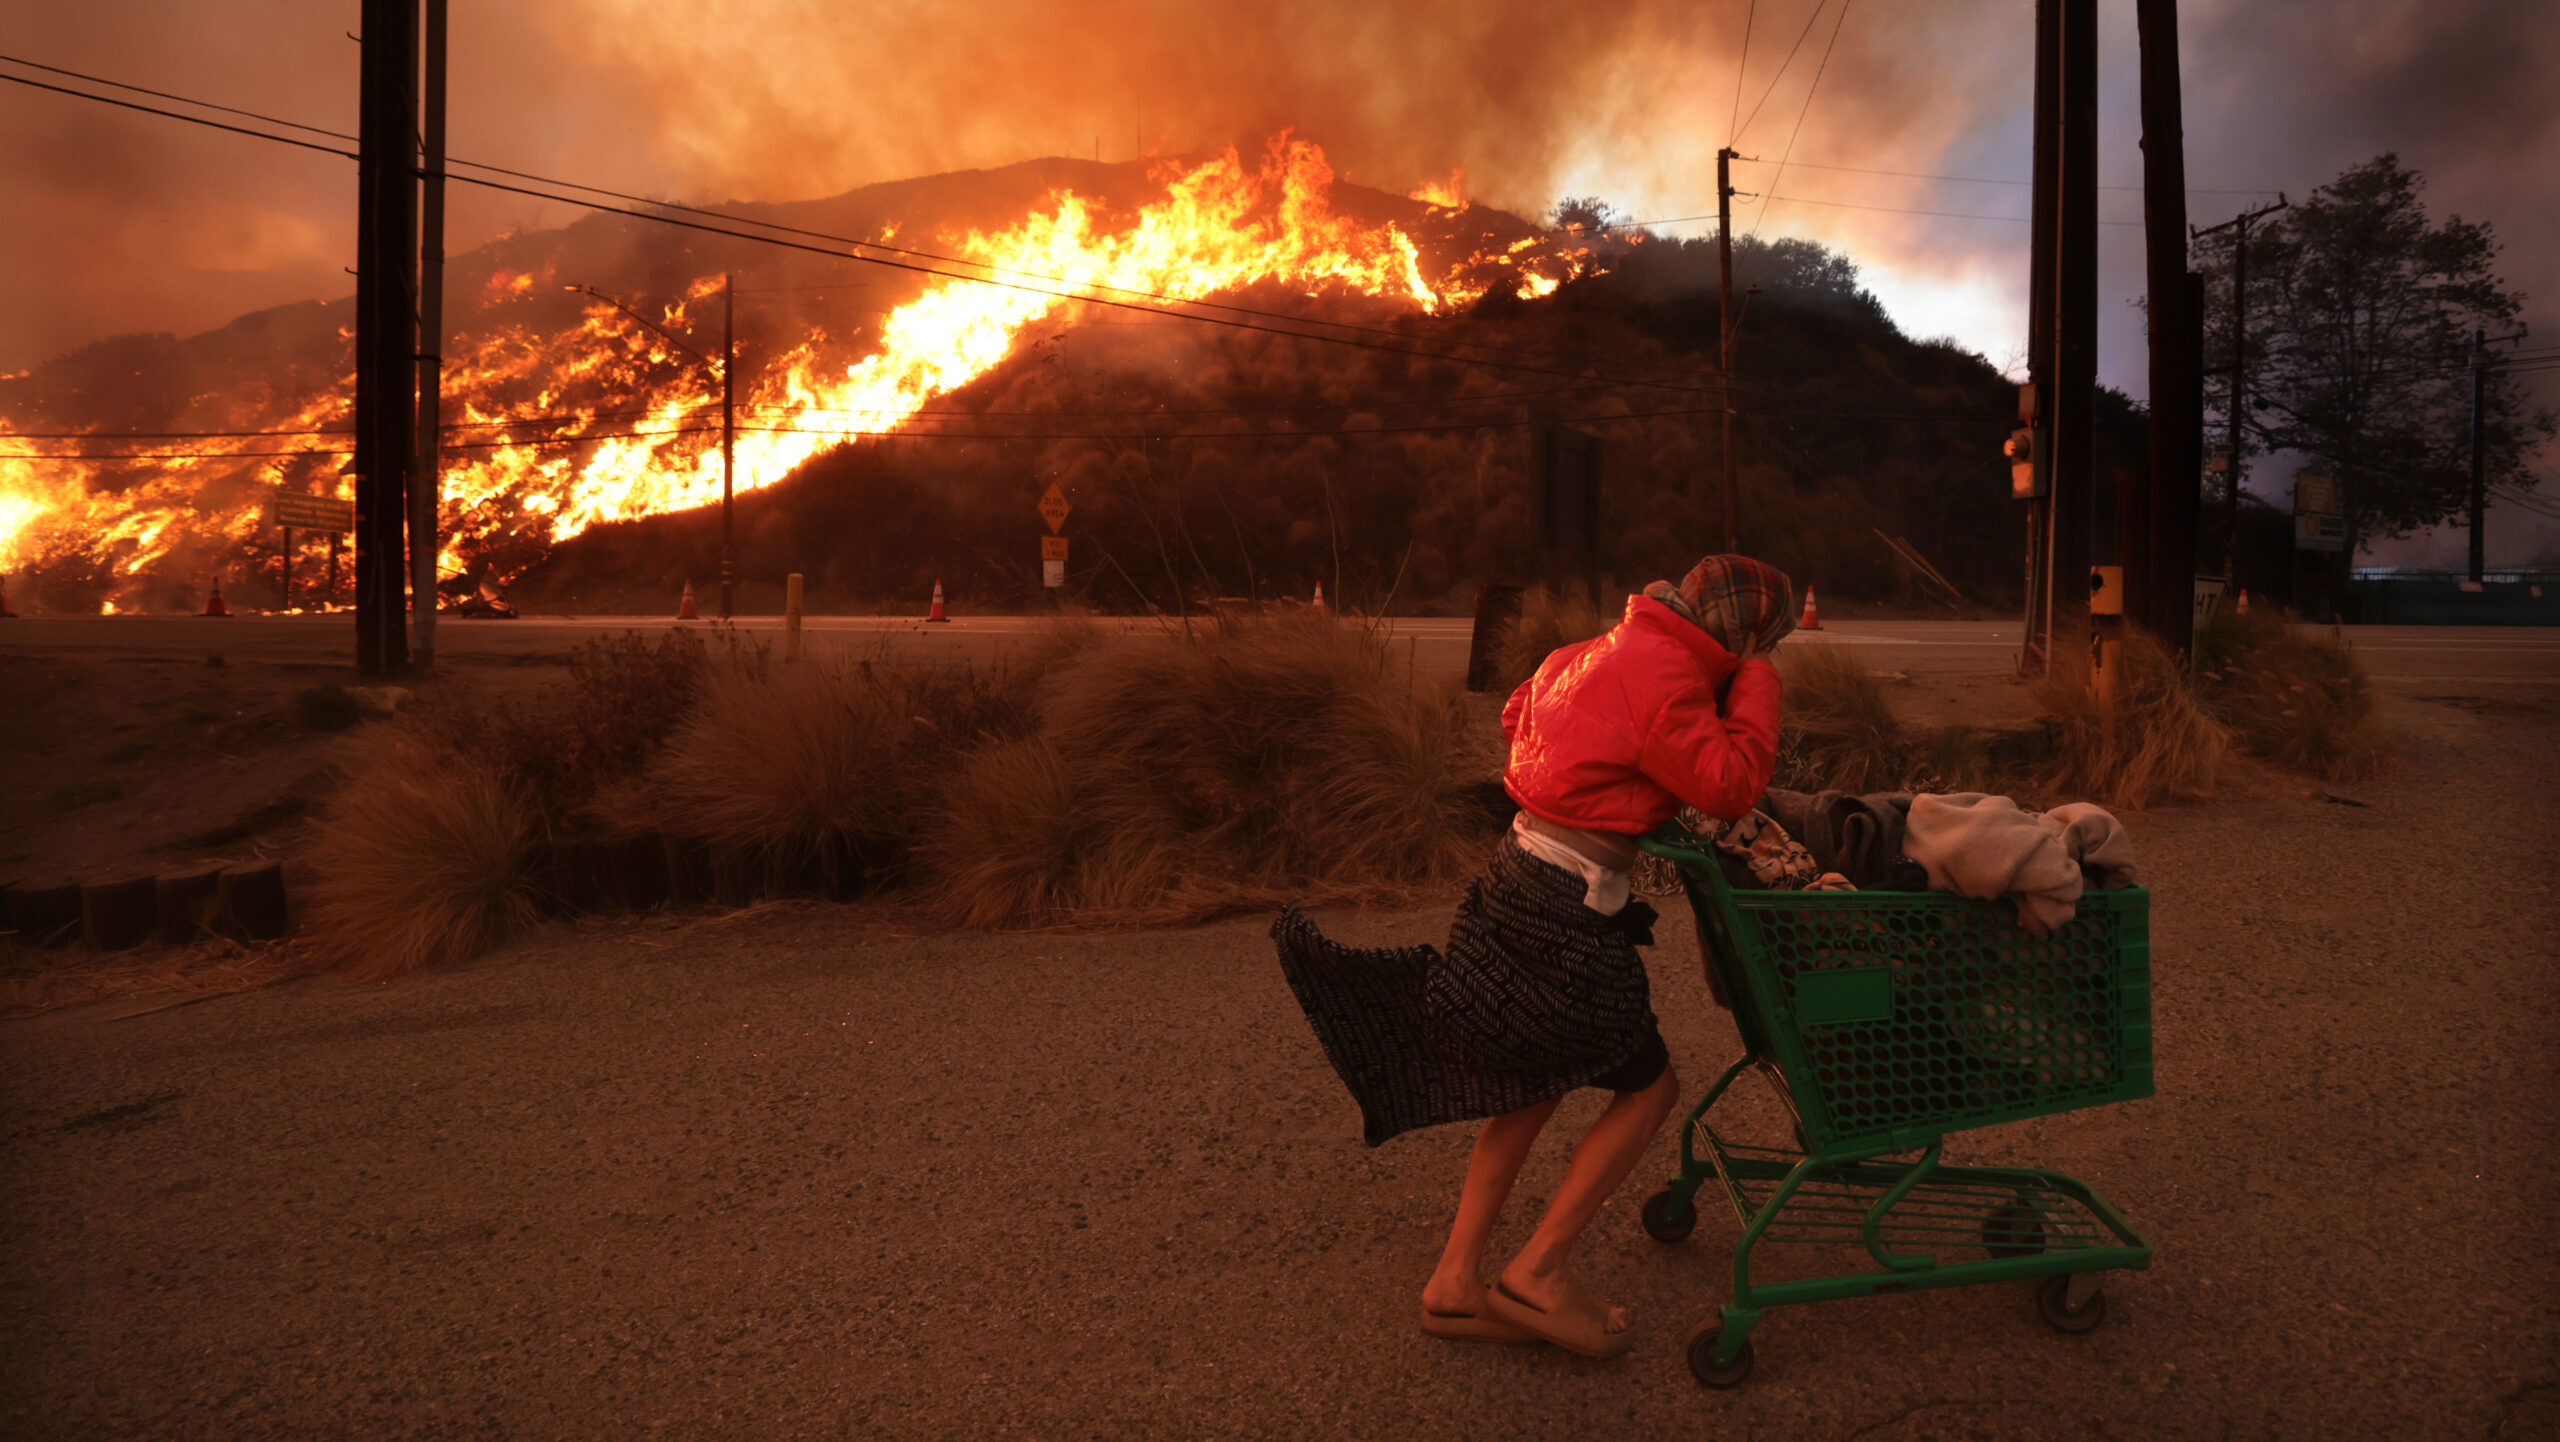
[1635, 823, 2156, 1388]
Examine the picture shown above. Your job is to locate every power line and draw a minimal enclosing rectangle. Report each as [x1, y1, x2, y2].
[1726, 0, 1757, 148]
[1733, 0, 1832, 145]
[1750, 0, 1855, 242]
[5, 381, 1653, 442]
[0, 62, 1744, 400]
[0, 425, 724, 460]
[6, 397, 2012, 460]
[0, 53, 357, 142]
[1757, 193, 2147, 227]
[1740, 155, 2281, 195]
[0, 71, 353, 159]
[1, 53, 1644, 375]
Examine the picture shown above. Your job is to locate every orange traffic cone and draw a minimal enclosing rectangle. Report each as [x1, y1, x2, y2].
[1311, 581, 1327, 612]
[2235, 588, 2250, 617]
[1797, 585, 1823, 631]
[200, 572, 230, 617]
[676, 579, 700, 620]
[926, 579, 950, 622]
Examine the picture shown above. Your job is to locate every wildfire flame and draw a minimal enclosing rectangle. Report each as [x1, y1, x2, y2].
[2, 137, 1607, 609]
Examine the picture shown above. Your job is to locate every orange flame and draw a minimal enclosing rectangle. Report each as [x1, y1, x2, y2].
[5, 137, 1611, 608]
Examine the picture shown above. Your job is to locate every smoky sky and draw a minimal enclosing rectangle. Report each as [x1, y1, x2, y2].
[2, 0, 2552, 551]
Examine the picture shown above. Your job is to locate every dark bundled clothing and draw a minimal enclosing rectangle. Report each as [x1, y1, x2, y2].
[1273, 837, 1667, 1147]
[1761, 787, 1931, 890]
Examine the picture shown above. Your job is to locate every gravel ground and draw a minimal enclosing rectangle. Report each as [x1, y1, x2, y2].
[4, 687, 2556, 1441]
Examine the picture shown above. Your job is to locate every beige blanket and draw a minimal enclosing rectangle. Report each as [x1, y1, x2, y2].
[1902, 794, 2136, 935]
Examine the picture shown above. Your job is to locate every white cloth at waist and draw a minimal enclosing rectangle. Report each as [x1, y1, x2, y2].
[1510, 812, 1632, 916]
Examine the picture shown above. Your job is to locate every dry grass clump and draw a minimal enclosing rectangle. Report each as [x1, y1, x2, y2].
[1486, 586, 1607, 693]
[2033, 624, 2231, 808]
[2196, 609, 2391, 781]
[599, 648, 1040, 878]
[299, 734, 540, 982]
[1775, 643, 1908, 792]
[421, 628, 709, 824]
[917, 612, 1499, 928]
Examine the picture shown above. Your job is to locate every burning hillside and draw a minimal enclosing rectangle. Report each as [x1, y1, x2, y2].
[0, 137, 1612, 613]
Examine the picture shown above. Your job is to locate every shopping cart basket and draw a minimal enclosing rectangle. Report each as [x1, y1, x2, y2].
[1635, 822, 2155, 1388]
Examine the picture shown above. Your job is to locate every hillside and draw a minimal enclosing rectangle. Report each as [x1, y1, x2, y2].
[2, 147, 2140, 615]
[518, 232, 2131, 615]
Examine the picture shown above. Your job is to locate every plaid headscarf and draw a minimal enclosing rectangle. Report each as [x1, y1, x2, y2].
[1642, 554, 1796, 658]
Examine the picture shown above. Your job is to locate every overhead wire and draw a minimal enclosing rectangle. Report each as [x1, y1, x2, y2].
[1726, 0, 1757, 147]
[1749, 0, 1855, 241]
[0, 56, 1728, 389]
[5, 396, 2012, 460]
[1732, 0, 1832, 145]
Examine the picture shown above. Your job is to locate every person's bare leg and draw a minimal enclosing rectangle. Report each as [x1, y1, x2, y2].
[1420, 1097, 1562, 1316]
[1496, 1065, 1681, 1332]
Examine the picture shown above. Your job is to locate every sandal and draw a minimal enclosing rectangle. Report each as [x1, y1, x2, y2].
[1419, 1304, 1542, 1345]
[1484, 1276, 1634, 1358]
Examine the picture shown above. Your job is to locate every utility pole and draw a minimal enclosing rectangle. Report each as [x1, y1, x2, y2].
[410, 0, 447, 670]
[2049, 0, 2099, 634]
[1716, 145, 1740, 552]
[2470, 326, 2488, 583]
[354, 0, 417, 678]
[2193, 194, 2287, 582]
[719, 273, 736, 619]
[2022, 0, 2061, 673]
[2135, 0, 2195, 650]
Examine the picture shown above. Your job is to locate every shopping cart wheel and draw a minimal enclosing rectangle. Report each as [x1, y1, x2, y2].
[1980, 1204, 2047, 1258]
[1640, 1187, 1697, 1243]
[2035, 1274, 2107, 1334]
[1684, 1324, 1755, 1388]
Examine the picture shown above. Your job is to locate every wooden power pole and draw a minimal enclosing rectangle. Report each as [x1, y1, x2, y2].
[2022, 0, 2061, 673]
[2194, 194, 2288, 583]
[2135, 0, 2196, 651]
[354, 0, 417, 678]
[719, 273, 736, 619]
[411, 0, 447, 669]
[2050, 0, 2099, 633]
[1717, 145, 1740, 554]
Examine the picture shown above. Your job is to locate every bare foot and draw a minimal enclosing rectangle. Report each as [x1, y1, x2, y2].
[1420, 1268, 1489, 1318]
[1496, 1263, 1630, 1333]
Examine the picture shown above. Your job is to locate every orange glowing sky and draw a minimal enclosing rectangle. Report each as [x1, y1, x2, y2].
[3, 0, 2555, 564]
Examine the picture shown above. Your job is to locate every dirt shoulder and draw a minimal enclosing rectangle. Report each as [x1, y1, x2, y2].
[2, 685, 2554, 1439]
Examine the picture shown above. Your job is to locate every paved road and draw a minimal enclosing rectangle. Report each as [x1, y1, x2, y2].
[3, 686, 2555, 1439]
[7, 614, 2556, 687]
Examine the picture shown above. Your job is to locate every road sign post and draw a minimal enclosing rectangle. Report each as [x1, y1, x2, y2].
[1039, 482, 1072, 593]
[271, 492, 356, 615]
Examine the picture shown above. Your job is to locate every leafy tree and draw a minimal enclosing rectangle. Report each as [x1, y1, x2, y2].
[1548, 196, 1620, 236]
[2197, 154, 2554, 572]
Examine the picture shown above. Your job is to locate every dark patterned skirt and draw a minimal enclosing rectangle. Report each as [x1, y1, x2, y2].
[1272, 836, 1666, 1147]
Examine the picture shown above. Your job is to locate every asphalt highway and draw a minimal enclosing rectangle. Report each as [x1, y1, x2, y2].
[5, 613, 2556, 688]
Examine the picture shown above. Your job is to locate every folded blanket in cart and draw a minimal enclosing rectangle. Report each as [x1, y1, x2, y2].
[1694, 807, 1855, 892]
[1902, 794, 2137, 935]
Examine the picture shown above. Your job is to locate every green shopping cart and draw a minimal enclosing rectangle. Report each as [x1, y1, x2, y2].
[1634, 822, 2156, 1388]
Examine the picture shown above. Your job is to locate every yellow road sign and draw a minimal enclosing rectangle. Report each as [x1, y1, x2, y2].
[1039, 482, 1071, 534]
[1040, 535, 1069, 561]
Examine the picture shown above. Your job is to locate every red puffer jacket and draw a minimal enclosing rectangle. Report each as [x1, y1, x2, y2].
[1502, 595, 1783, 833]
